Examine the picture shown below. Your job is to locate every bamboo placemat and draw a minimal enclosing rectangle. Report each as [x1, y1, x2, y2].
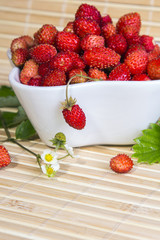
[0, 125, 160, 240]
[0, 1, 160, 239]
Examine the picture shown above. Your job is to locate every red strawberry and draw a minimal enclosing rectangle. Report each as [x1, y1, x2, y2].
[10, 37, 28, 53]
[62, 97, 86, 130]
[106, 34, 127, 55]
[55, 31, 80, 52]
[124, 49, 148, 75]
[140, 35, 155, 52]
[43, 69, 66, 86]
[126, 34, 140, 46]
[124, 43, 145, 59]
[110, 154, 133, 173]
[75, 3, 101, 24]
[132, 73, 150, 81]
[34, 24, 58, 45]
[63, 21, 74, 33]
[67, 51, 86, 69]
[74, 18, 101, 38]
[11, 48, 29, 67]
[68, 68, 88, 84]
[50, 52, 73, 72]
[101, 23, 116, 40]
[30, 44, 57, 64]
[116, 12, 141, 40]
[83, 47, 120, 69]
[21, 35, 34, 48]
[38, 62, 50, 77]
[100, 14, 112, 27]
[88, 67, 108, 81]
[20, 59, 39, 85]
[148, 44, 160, 61]
[109, 63, 131, 81]
[81, 34, 105, 51]
[0, 145, 11, 168]
[147, 57, 160, 80]
[28, 75, 42, 86]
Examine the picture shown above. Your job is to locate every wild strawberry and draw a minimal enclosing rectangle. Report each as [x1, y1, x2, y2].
[88, 68, 108, 81]
[106, 34, 127, 55]
[110, 154, 133, 173]
[29, 44, 57, 64]
[68, 68, 88, 84]
[43, 69, 66, 86]
[38, 62, 50, 77]
[148, 44, 160, 61]
[20, 59, 39, 85]
[55, 31, 80, 52]
[74, 18, 101, 38]
[10, 37, 28, 53]
[28, 75, 43, 86]
[109, 63, 131, 81]
[75, 3, 101, 24]
[63, 21, 74, 33]
[126, 34, 140, 46]
[83, 47, 120, 69]
[0, 145, 11, 168]
[132, 73, 150, 81]
[21, 35, 34, 48]
[124, 49, 148, 75]
[101, 23, 116, 40]
[124, 43, 145, 59]
[100, 14, 112, 27]
[147, 57, 160, 80]
[81, 34, 105, 51]
[62, 97, 86, 130]
[67, 51, 86, 69]
[140, 35, 155, 52]
[50, 52, 73, 72]
[34, 24, 58, 45]
[116, 12, 141, 40]
[11, 48, 29, 67]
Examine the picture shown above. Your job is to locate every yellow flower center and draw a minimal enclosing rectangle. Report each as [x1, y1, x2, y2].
[47, 167, 54, 175]
[45, 154, 53, 162]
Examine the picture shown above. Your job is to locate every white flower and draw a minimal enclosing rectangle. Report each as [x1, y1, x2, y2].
[41, 161, 60, 177]
[41, 149, 58, 164]
[64, 144, 79, 158]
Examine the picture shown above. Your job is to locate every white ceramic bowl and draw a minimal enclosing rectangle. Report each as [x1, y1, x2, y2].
[9, 67, 160, 147]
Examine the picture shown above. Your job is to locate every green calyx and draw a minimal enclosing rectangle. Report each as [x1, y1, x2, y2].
[50, 132, 66, 148]
[61, 96, 76, 111]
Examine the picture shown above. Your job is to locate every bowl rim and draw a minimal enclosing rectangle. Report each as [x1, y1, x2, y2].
[9, 66, 160, 92]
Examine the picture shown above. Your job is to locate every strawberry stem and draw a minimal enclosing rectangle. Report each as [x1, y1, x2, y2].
[65, 74, 101, 104]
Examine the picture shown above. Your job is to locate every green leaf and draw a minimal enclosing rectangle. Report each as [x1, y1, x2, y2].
[15, 120, 36, 140]
[132, 122, 160, 164]
[0, 85, 20, 107]
[0, 111, 17, 128]
[8, 106, 28, 127]
[0, 106, 28, 128]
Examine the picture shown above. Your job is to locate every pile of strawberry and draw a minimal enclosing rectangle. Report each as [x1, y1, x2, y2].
[10, 3, 160, 86]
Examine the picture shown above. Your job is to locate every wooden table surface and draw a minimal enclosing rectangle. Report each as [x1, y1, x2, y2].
[0, 1, 160, 239]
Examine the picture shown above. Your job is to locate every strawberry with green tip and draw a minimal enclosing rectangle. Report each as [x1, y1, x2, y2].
[62, 97, 86, 130]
